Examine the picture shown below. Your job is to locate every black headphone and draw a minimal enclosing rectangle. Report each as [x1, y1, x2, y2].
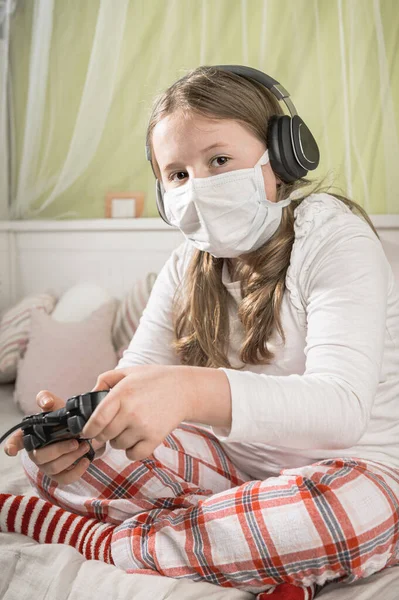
[146, 65, 320, 225]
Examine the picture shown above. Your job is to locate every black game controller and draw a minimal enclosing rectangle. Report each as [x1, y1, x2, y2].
[0, 390, 110, 463]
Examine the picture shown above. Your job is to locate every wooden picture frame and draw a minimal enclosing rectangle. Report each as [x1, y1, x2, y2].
[105, 191, 145, 218]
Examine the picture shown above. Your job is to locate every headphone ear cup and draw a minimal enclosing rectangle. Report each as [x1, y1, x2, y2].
[279, 115, 307, 181]
[291, 115, 320, 171]
[267, 115, 307, 183]
[155, 179, 172, 225]
[267, 116, 286, 181]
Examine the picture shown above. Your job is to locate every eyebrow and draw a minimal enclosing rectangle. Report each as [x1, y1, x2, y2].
[163, 142, 231, 172]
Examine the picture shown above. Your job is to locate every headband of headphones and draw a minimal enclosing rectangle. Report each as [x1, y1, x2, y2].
[146, 65, 320, 224]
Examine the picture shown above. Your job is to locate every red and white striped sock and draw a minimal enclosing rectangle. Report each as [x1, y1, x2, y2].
[0, 493, 115, 564]
[0, 493, 323, 594]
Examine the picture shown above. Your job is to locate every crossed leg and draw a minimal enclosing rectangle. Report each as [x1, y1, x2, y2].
[3, 423, 399, 599]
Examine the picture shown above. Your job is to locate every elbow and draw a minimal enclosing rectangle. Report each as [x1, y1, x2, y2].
[331, 387, 370, 449]
[311, 374, 370, 450]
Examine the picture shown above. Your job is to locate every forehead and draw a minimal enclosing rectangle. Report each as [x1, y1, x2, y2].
[152, 112, 256, 169]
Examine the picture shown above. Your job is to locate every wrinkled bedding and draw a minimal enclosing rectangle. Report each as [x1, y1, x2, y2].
[1, 383, 399, 599]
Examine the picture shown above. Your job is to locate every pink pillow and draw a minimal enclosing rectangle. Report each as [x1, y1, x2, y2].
[14, 301, 118, 415]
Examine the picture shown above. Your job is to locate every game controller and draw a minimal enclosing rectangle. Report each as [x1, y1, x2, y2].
[0, 390, 110, 463]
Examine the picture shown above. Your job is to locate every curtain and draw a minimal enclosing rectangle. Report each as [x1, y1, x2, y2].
[8, 0, 399, 219]
[10, 0, 129, 219]
[0, 0, 16, 219]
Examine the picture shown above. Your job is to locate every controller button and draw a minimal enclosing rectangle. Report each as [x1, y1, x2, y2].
[66, 397, 80, 411]
[68, 415, 86, 434]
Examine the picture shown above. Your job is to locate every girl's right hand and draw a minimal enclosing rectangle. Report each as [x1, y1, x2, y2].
[4, 390, 106, 485]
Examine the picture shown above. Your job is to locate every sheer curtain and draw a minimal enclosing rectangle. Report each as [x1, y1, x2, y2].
[10, 0, 129, 219]
[5, 0, 399, 219]
[0, 0, 15, 219]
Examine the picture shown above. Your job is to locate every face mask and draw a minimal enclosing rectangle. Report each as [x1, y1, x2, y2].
[163, 149, 292, 258]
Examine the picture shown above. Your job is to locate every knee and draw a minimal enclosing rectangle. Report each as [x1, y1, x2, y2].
[275, 462, 399, 584]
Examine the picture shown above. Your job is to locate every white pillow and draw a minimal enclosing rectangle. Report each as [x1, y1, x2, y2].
[52, 282, 115, 322]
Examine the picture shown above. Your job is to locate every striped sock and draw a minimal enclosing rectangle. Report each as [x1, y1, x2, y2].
[0, 493, 115, 565]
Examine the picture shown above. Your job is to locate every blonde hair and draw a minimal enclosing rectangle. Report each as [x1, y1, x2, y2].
[146, 66, 379, 369]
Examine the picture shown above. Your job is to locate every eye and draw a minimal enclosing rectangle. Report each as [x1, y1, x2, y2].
[167, 156, 230, 183]
[169, 171, 188, 183]
[211, 156, 230, 168]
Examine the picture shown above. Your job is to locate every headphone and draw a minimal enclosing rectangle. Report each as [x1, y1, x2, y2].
[146, 65, 320, 225]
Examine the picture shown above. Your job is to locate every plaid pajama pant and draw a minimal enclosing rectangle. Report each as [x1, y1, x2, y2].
[20, 423, 399, 594]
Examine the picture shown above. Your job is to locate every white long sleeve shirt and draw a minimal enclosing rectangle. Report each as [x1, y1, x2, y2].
[116, 193, 399, 479]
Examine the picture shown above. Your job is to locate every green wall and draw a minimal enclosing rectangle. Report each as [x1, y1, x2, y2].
[9, 0, 399, 218]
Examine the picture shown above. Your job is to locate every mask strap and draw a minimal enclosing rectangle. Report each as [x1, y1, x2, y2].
[276, 196, 292, 208]
[256, 149, 292, 208]
[255, 149, 270, 167]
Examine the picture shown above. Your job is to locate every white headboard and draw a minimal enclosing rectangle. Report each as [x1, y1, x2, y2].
[0, 219, 184, 312]
[0, 216, 398, 313]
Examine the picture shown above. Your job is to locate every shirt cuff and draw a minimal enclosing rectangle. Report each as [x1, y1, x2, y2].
[209, 368, 238, 441]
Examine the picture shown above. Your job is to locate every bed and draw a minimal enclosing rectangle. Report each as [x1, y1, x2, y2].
[1, 215, 399, 599]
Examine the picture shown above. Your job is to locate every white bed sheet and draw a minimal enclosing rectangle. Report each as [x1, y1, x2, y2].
[1, 383, 399, 600]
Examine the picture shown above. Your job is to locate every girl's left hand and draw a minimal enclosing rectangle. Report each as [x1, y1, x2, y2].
[81, 365, 192, 461]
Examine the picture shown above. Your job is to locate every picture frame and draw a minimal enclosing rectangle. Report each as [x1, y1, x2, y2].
[105, 191, 145, 218]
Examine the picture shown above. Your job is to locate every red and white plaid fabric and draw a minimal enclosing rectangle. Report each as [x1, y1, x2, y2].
[20, 423, 399, 596]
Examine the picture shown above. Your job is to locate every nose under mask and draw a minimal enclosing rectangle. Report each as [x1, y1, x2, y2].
[163, 149, 292, 258]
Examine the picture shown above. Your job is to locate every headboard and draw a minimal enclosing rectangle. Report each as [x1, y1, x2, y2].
[0, 215, 398, 313]
[0, 219, 184, 312]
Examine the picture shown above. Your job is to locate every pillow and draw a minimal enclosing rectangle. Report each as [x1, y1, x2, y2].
[14, 301, 119, 415]
[52, 282, 116, 322]
[0, 293, 57, 384]
[112, 273, 158, 359]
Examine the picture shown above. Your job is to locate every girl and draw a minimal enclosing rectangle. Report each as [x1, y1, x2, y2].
[2, 65, 399, 600]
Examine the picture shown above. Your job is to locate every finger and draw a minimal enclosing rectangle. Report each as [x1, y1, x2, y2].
[36, 390, 66, 411]
[125, 440, 154, 462]
[49, 456, 91, 485]
[4, 392, 67, 457]
[29, 438, 81, 466]
[91, 378, 111, 392]
[81, 389, 122, 439]
[40, 442, 91, 477]
[91, 369, 127, 393]
[92, 417, 127, 444]
[87, 438, 106, 453]
[109, 428, 141, 450]
[4, 428, 24, 455]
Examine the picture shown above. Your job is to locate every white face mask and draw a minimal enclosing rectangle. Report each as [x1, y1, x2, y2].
[163, 149, 292, 258]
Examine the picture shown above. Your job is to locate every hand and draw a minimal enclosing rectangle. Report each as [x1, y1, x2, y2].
[4, 390, 106, 485]
[82, 365, 193, 461]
